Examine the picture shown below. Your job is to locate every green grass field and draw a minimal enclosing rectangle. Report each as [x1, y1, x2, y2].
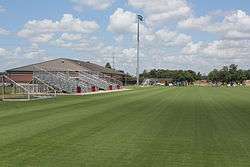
[1, 87, 250, 166]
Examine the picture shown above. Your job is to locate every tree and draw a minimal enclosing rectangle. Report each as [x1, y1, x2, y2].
[208, 69, 220, 84]
[245, 70, 250, 80]
[196, 72, 202, 80]
[229, 64, 238, 83]
[207, 64, 248, 85]
[176, 71, 186, 82]
[140, 64, 249, 86]
[140, 69, 201, 84]
[105, 62, 112, 69]
[237, 70, 247, 84]
[219, 66, 231, 84]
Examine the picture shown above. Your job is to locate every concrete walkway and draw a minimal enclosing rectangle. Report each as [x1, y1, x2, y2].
[58, 88, 131, 96]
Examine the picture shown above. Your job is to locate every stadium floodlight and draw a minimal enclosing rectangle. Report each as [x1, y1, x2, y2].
[136, 14, 144, 86]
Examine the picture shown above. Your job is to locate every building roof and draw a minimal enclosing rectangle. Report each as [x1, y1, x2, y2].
[6, 58, 124, 75]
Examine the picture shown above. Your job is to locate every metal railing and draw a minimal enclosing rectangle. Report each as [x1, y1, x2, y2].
[78, 71, 109, 90]
[33, 66, 90, 93]
[80, 70, 123, 89]
[32, 66, 122, 93]
[2, 75, 31, 99]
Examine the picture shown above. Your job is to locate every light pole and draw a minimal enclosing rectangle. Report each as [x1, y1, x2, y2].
[136, 14, 144, 86]
[112, 55, 115, 69]
[2, 75, 5, 100]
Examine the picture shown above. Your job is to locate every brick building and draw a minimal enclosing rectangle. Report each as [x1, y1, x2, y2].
[5, 58, 125, 84]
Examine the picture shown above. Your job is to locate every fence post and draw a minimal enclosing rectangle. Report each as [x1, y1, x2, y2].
[28, 92, 30, 100]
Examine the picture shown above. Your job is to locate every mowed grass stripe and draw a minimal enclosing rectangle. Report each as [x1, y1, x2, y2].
[45, 89, 182, 166]
[125, 88, 192, 167]
[198, 88, 250, 166]
[0, 87, 250, 166]
[0, 88, 170, 130]
[0, 87, 154, 117]
[192, 88, 236, 166]
[0, 88, 176, 160]
[0, 88, 174, 147]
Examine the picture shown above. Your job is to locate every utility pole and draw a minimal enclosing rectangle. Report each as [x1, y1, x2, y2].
[136, 14, 144, 86]
[112, 55, 115, 69]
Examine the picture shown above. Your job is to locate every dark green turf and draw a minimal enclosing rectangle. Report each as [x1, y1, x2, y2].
[1, 87, 250, 166]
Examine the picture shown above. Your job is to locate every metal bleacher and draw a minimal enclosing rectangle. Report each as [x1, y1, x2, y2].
[33, 66, 90, 93]
[78, 70, 122, 90]
[79, 71, 109, 90]
[32, 65, 122, 93]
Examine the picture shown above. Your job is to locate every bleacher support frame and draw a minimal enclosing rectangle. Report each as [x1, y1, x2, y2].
[33, 66, 91, 93]
[1, 64, 124, 101]
[1, 75, 57, 101]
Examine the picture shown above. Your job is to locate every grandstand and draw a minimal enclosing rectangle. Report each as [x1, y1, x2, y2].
[1, 58, 124, 100]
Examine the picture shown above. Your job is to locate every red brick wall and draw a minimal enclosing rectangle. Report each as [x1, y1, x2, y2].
[8, 74, 33, 83]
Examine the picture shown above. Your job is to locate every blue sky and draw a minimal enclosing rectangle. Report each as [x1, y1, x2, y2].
[1, 0, 250, 74]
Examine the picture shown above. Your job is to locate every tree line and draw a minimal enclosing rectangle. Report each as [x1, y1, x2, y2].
[104, 62, 250, 85]
[140, 69, 203, 84]
[139, 64, 250, 85]
[208, 64, 250, 85]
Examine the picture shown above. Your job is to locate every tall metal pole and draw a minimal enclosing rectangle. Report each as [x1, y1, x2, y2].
[2, 75, 5, 100]
[112, 55, 115, 69]
[136, 16, 140, 86]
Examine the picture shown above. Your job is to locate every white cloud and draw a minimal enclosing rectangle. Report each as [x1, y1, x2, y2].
[70, 0, 114, 11]
[114, 35, 124, 43]
[13, 44, 48, 60]
[108, 8, 137, 34]
[107, 8, 195, 73]
[179, 10, 250, 40]
[0, 27, 10, 35]
[0, 45, 51, 71]
[176, 10, 250, 71]
[18, 14, 99, 43]
[220, 10, 250, 39]
[182, 42, 204, 55]
[0, 48, 9, 56]
[18, 14, 107, 55]
[96, 46, 138, 71]
[204, 40, 250, 59]
[120, 48, 136, 60]
[155, 29, 192, 46]
[52, 35, 105, 52]
[17, 14, 104, 55]
[106, 7, 250, 72]
[128, 0, 191, 25]
[225, 31, 250, 39]
[30, 34, 54, 43]
[11, 4, 250, 74]
[183, 40, 250, 60]
[0, 5, 5, 13]
[178, 16, 212, 30]
[60, 33, 83, 41]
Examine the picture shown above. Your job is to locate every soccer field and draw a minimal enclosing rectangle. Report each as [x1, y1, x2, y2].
[1, 87, 250, 166]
